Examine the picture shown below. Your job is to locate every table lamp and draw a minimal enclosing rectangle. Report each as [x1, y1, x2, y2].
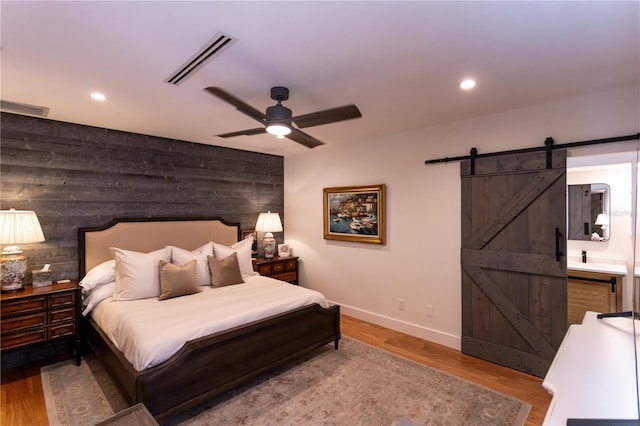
[255, 211, 283, 258]
[0, 209, 46, 292]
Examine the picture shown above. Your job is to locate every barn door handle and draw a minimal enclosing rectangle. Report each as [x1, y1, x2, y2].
[555, 227, 563, 261]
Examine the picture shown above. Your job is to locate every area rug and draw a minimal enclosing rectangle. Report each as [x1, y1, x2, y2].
[42, 337, 530, 426]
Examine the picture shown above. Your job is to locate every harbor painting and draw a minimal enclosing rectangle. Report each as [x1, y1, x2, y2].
[323, 184, 385, 244]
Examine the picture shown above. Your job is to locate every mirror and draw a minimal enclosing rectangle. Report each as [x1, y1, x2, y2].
[568, 183, 610, 241]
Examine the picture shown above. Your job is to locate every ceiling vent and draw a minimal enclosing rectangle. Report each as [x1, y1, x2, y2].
[165, 32, 236, 85]
[1, 100, 50, 117]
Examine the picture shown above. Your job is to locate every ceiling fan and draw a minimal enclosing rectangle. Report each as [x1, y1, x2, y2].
[205, 86, 362, 148]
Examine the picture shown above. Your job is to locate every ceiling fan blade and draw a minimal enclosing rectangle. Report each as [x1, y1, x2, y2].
[204, 87, 265, 123]
[286, 128, 325, 149]
[292, 104, 361, 129]
[216, 128, 266, 138]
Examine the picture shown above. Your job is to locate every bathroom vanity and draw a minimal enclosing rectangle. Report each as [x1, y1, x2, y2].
[567, 262, 625, 324]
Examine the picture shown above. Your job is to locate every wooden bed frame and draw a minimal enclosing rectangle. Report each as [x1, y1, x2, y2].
[78, 217, 341, 422]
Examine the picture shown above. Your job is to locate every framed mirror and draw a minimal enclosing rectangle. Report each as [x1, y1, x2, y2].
[568, 183, 610, 241]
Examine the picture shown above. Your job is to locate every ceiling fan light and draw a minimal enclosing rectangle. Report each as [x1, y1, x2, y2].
[266, 123, 291, 136]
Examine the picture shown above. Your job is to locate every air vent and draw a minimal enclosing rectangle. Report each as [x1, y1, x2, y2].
[165, 32, 236, 85]
[1, 100, 50, 117]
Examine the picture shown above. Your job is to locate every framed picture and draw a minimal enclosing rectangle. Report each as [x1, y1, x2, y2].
[242, 230, 258, 256]
[323, 184, 385, 244]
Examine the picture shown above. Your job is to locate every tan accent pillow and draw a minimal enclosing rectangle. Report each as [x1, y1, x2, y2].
[158, 260, 201, 300]
[208, 252, 244, 288]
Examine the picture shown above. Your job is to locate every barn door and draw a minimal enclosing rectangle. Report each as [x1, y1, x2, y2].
[461, 149, 568, 378]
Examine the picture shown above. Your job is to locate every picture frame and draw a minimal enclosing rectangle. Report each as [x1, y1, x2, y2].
[323, 184, 385, 244]
[242, 230, 258, 257]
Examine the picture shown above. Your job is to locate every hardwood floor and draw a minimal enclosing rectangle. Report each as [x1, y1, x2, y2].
[1, 315, 551, 425]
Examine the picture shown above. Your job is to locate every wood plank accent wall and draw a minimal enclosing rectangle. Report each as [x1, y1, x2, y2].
[0, 113, 284, 282]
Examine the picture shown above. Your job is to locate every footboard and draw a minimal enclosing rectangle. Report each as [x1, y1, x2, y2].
[86, 303, 340, 422]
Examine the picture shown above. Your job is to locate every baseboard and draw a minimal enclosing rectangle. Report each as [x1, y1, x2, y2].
[337, 303, 461, 351]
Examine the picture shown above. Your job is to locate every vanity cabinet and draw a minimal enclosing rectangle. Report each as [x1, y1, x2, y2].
[567, 269, 623, 324]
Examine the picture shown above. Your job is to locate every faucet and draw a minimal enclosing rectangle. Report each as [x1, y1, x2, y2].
[582, 250, 587, 263]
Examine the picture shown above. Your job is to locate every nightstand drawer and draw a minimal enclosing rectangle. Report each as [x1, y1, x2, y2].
[1, 312, 46, 334]
[272, 263, 285, 274]
[49, 323, 75, 340]
[257, 264, 273, 275]
[49, 308, 74, 324]
[253, 256, 299, 284]
[272, 272, 297, 283]
[1, 297, 46, 318]
[1, 329, 46, 350]
[49, 292, 75, 309]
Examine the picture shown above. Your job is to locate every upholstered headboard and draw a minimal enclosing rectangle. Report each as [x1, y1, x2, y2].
[78, 217, 241, 277]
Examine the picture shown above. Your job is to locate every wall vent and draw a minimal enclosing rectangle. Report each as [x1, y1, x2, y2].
[1, 100, 50, 117]
[165, 32, 236, 85]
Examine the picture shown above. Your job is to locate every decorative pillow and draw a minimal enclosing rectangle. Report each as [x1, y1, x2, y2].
[158, 260, 201, 301]
[208, 252, 244, 288]
[110, 247, 171, 301]
[212, 238, 255, 277]
[169, 242, 214, 286]
[79, 259, 115, 293]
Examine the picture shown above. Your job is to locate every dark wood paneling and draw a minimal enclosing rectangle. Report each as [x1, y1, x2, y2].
[0, 113, 284, 282]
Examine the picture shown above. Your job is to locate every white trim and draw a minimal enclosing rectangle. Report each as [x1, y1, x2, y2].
[336, 302, 461, 351]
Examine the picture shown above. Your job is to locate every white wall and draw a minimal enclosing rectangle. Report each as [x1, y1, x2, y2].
[284, 85, 639, 350]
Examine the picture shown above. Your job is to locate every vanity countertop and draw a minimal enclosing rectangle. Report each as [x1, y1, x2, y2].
[567, 261, 627, 275]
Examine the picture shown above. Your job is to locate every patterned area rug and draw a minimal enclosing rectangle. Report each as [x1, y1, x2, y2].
[42, 337, 530, 426]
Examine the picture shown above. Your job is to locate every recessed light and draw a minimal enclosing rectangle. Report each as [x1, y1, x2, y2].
[460, 79, 476, 90]
[90, 92, 107, 101]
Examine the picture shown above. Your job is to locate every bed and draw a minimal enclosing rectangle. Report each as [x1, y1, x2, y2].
[78, 217, 340, 422]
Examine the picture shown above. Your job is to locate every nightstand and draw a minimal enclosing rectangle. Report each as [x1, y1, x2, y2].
[253, 256, 299, 284]
[1, 281, 81, 366]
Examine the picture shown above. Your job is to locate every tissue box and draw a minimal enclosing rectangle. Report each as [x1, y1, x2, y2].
[32, 270, 53, 288]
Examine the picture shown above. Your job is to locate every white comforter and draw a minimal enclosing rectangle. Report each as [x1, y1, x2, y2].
[90, 275, 329, 371]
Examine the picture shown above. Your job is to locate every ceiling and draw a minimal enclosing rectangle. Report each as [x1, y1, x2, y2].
[1, 1, 638, 157]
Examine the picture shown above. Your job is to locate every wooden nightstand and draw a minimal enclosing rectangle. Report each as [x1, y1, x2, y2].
[1, 281, 81, 366]
[253, 256, 299, 284]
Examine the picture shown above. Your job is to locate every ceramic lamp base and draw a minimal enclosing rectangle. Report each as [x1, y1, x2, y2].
[263, 236, 276, 259]
[1, 253, 27, 292]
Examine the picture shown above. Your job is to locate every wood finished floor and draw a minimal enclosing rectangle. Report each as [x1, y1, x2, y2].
[1, 315, 551, 425]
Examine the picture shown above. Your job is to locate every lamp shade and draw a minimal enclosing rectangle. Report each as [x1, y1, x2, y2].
[1, 209, 45, 291]
[0, 209, 45, 246]
[595, 213, 609, 226]
[255, 211, 283, 234]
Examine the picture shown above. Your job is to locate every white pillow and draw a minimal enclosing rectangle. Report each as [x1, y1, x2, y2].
[82, 281, 115, 316]
[213, 238, 256, 277]
[110, 247, 171, 301]
[80, 260, 115, 292]
[168, 242, 214, 286]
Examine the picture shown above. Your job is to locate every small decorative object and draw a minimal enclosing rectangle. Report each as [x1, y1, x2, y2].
[0, 209, 46, 292]
[323, 184, 386, 244]
[278, 244, 291, 257]
[32, 264, 53, 288]
[255, 211, 283, 259]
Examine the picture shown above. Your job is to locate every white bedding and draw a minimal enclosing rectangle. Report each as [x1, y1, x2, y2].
[90, 274, 329, 371]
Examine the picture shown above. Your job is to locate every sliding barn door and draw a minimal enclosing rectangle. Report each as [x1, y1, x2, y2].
[461, 150, 568, 378]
